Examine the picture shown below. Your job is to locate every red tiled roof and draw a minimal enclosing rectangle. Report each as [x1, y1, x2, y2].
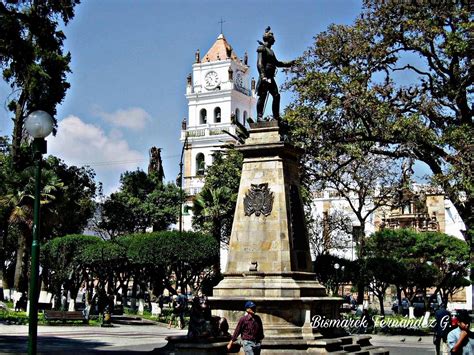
[201, 34, 241, 63]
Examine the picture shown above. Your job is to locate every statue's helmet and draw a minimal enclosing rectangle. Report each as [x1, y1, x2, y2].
[263, 26, 274, 42]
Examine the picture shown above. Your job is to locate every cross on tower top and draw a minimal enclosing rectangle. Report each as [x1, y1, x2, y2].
[218, 17, 226, 34]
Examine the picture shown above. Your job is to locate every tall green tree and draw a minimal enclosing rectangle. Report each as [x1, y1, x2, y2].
[0, 157, 62, 291]
[0, 145, 97, 292]
[98, 169, 182, 238]
[42, 234, 101, 309]
[365, 229, 470, 306]
[285, 0, 473, 237]
[192, 150, 242, 246]
[0, 0, 81, 168]
[126, 231, 219, 297]
[45, 156, 97, 238]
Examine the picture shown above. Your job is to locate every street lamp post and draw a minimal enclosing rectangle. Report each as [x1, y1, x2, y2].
[25, 110, 54, 355]
[340, 265, 345, 296]
[178, 136, 188, 236]
[334, 263, 340, 296]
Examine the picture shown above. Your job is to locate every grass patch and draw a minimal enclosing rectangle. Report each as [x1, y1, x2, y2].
[0, 309, 30, 325]
[123, 307, 190, 326]
[0, 308, 103, 326]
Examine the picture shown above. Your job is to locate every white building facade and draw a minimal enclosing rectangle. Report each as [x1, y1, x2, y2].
[311, 186, 472, 310]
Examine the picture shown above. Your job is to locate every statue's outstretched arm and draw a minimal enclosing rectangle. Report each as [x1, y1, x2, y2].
[275, 57, 295, 68]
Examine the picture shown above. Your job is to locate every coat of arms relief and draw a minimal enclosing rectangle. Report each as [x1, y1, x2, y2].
[243, 183, 274, 217]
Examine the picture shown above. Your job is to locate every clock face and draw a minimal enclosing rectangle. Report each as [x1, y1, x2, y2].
[235, 71, 244, 88]
[204, 71, 220, 89]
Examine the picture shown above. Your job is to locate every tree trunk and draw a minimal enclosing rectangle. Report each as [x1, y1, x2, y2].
[356, 226, 366, 305]
[378, 291, 385, 316]
[131, 278, 138, 310]
[13, 232, 27, 291]
[11, 93, 27, 169]
[0, 223, 6, 296]
[396, 286, 403, 314]
[212, 218, 221, 273]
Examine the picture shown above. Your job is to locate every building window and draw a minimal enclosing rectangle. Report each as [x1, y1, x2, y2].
[402, 203, 412, 214]
[200, 109, 207, 124]
[196, 153, 205, 176]
[183, 205, 190, 215]
[214, 107, 221, 123]
[235, 108, 240, 123]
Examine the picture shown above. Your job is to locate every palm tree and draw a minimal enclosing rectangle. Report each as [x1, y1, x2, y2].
[0, 167, 62, 292]
[193, 186, 234, 272]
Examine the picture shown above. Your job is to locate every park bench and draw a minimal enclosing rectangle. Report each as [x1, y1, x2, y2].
[44, 310, 88, 324]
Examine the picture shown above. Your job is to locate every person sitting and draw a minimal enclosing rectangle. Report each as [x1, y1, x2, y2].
[15, 293, 27, 312]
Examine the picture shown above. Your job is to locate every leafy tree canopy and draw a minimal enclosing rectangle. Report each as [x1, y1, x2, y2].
[365, 228, 471, 303]
[126, 231, 218, 268]
[0, 0, 81, 167]
[285, 1, 473, 233]
[98, 169, 182, 238]
[0, 149, 97, 240]
[193, 150, 242, 245]
[0, 142, 97, 291]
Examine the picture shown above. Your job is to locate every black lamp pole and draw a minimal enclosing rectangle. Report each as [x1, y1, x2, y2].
[24, 110, 53, 355]
[28, 138, 45, 355]
[178, 136, 188, 236]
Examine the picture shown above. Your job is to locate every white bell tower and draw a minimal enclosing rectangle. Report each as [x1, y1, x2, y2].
[180, 33, 256, 231]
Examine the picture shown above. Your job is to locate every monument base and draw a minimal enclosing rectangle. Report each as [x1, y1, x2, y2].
[209, 272, 342, 340]
[158, 334, 389, 354]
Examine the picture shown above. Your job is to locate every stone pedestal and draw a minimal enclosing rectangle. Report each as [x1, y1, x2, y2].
[209, 121, 342, 342]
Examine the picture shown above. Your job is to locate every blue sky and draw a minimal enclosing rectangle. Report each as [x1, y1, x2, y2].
[1, 0, 365, 194]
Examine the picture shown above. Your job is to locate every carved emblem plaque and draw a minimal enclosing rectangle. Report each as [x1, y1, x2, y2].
[243, 183, 274, 217]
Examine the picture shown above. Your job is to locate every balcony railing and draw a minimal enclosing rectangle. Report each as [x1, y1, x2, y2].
[183, 125, 237, 140]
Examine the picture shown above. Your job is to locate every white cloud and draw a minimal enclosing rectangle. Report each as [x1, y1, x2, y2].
[95, 107, 151, 130]
[47, 115, 146, 194]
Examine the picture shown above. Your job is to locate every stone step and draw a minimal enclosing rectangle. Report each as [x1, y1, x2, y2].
[367, 347, 389, 355]
[111, 315, 157, 325]
[339, 336, 355, 345]
[352, 350, 370, 355]
[355, 335, 373, 347]
[342, 344, 362, 352]
[159, 335, 390, 354]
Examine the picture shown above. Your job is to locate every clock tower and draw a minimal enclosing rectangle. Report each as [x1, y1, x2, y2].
[180, 33, 256, 231]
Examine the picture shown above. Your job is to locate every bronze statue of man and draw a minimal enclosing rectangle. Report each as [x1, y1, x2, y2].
[256, 27, 294, 122]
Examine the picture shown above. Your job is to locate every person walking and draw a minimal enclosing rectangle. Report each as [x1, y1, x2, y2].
[168, 294, 185, 329]
[447, 310, 473, 355]
[227, 301, 264, 355]
[433, 304, 451, 355]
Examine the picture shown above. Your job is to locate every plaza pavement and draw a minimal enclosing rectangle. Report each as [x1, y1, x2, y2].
[0, 322, 441, 354]
[0, 323, 186, 354]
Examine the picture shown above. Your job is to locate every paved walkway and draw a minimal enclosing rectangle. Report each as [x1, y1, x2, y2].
[0, 324, 448, 354]
[370, 334, 435, 355]
[0, 323, 186, 354]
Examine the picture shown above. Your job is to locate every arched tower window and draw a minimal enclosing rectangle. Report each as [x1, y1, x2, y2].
[235, 108, 240, 123]
[200, 109, 207, 124]
[214, 107, 221, 123]
[196, 153, 205, 176]
[243, 111, 248, 125]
